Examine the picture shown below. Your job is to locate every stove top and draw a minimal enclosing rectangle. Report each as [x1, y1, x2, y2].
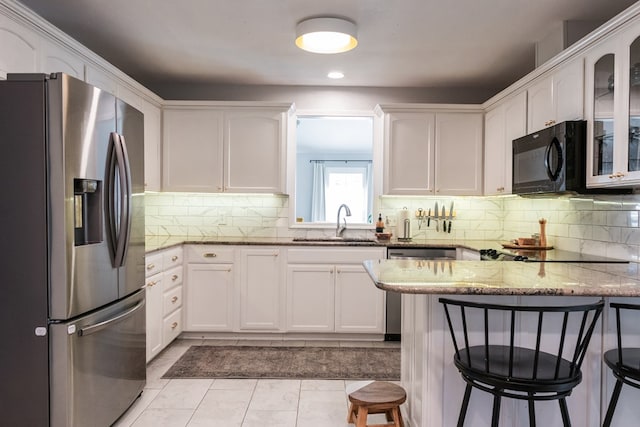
[479, 248, 628, 263]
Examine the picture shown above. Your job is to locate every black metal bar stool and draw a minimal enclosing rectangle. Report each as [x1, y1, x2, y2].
[439, 298, 604, 427]
[602, 302, 640, 426]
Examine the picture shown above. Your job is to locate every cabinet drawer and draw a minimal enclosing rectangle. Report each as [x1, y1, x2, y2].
[162, 247, 183, 269]
[163, 266, 183, 291]
[145, 253, 163, 277]
[163, 285, 183, 316]
[186, 245, 235, 263]
[163, 308, 182, 343]
[287, 247, 386, 264]
[145, 272, 163, 289]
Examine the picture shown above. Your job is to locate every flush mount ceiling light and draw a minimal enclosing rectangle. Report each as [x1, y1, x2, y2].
[295, 17, 358, 54]
[327, 71, 344, 79]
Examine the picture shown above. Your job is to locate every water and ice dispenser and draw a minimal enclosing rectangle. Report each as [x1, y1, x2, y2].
[73, 179, 102, 246]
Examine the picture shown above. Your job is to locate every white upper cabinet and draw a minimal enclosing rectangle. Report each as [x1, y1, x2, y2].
[527, 58, 584, 133]
[434, 112, 484, 195]
[586, 19, 640, 187]
[85, 64, 117, 95]
[162, 104, 291, 193]
[0, 13, 39, 78]
[224, 109, 286, 193]
[484, 91, 528, 195]
[39, 40, 84, 79]
[163, 107, 224, 192]
[142, 103, 162, 191]
[383, 111, 436, 195]
[118, 85, 162, 191]
[381, 107, 483, 196]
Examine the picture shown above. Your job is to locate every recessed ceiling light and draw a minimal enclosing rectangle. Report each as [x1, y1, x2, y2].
[295, 17, 358, 54]
[327, 71, 345, 79]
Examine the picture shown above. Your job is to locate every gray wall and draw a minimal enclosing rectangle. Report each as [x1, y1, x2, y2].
[150, 84, 497, 109]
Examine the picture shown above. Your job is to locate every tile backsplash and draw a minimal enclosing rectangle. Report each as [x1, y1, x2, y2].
[145, 192, 640, 262]
[145, 192, 290, 239]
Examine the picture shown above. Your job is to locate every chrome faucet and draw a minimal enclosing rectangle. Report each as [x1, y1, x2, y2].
[336, 204, 352, 237]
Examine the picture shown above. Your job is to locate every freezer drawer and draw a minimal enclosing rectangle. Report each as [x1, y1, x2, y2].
[50, 290, 146, 427]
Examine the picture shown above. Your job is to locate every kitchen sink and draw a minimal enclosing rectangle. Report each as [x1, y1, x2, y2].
[292, 237, 377, 243]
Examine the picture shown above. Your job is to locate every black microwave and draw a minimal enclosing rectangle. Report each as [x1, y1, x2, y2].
[512, 120, 586, 195]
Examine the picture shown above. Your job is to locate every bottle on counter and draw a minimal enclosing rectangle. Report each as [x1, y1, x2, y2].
[376, 213, 385, 233]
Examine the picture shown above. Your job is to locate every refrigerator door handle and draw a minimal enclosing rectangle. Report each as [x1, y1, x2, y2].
[106, 133, 119, 267]
[106, 132, 131, 268]
[115, 133, 132, 268]
[77, 300, 145, 336]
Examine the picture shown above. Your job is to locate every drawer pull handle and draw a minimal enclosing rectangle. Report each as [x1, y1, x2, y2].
[171, 322, 178, 329]
[147, 280, 157, 287]
[171, 255, 178, 261]
[171, 296, 179, 303]
[203, 253, 217, 258]
[146, 263, 155, 270]
[172, 274, 179, 281]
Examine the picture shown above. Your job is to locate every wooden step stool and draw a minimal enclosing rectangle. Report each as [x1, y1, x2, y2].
[347, 381, 406, 427]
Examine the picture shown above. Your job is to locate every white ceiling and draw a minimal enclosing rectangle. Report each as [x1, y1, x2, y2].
[17, 0, 639, 99]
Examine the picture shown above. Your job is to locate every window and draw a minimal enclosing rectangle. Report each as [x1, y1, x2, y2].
[294, 115, 374, 224]
[323, 164, 371, 223]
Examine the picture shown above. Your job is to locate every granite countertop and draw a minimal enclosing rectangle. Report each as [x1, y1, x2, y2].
[363, 259, 640, 297]
[145, 235, 495, 253]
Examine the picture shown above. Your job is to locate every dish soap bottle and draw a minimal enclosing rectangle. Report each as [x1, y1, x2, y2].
[376, 213, 385, 233]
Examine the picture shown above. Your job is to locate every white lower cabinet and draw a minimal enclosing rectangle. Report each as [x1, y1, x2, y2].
[182, 244, 385, 336]
[184, 245, 235, 331]
[286, 264, 335, 331]
[145, 268, 163, 362]
[145, 246, 183, 362]
[239, 247, 284, 331]
[335, 264, 385, 333]
[286, 247, 386, 334]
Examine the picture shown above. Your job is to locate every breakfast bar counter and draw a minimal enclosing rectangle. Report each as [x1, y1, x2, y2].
[363, 259, 640, 297]
[363, 259, 640, 427]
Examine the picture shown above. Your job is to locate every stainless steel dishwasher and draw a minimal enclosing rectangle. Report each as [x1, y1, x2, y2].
[385, 247, 457, 341]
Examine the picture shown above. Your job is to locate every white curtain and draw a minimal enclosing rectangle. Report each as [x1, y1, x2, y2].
[310, 161, 326, 222]
[364, 162, 373, 223]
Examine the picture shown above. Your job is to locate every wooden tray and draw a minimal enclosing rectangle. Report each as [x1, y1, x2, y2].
[502, 243, 554, 250]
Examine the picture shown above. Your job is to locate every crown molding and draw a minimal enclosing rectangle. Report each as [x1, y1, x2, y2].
[0, 0, 163, 106]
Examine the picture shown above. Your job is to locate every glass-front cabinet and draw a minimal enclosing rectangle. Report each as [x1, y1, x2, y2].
[592, 53, 615, 178]
[629, 38, 640, 172]
[586, 21, 640, 187]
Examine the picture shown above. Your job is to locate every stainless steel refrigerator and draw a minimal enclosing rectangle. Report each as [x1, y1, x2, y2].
[0, 73, 146, 426]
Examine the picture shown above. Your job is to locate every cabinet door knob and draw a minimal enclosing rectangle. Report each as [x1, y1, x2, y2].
[171, 322, 178, 329]
[172, 274, 179, 281]
[147, 280, 157, 287]
[171, 296, 178, 303]
[497, 187, 504, 192]
[146, 263, 155, 270]
[171, 255, 178, 262]
[203, 253, 217, 258]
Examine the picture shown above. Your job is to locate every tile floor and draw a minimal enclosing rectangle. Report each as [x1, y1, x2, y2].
[113, 339, 401, 427]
